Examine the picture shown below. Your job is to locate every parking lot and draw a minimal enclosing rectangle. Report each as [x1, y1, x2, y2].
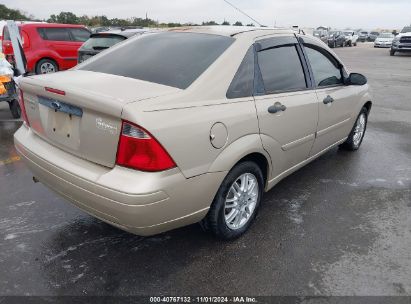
[0, 43, 410, 296]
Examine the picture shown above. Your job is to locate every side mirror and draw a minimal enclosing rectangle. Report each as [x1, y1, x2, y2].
[348, 73, 367, 86]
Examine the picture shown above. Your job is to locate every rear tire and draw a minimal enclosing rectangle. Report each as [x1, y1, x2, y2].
[8, 99, 21, 119]
[35, 59, 58, 74]
[340, 107, 368, 151]
[201, 161, 264, 240]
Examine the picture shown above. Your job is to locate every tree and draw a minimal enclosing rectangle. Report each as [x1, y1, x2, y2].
[0, 4, 29, 20]
[246, 23, 255, 27]
[233, 21, 243, 26]
[202, 21, 219, 26]
[47, 12, 79, 24]
[222, 20, 230, 26]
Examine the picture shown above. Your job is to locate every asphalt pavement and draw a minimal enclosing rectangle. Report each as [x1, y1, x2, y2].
[0, 43, 410, 297]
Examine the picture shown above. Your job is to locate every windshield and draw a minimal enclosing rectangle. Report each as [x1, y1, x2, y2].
[329, 31, 338, 36]
[344, 32, 353, 35]
[370, 32, 379, 35]
[379, 33, 394, 38]
[401, 27, 411, 33]
[81, 35, 126, 50]
[79, 32, 235, 89]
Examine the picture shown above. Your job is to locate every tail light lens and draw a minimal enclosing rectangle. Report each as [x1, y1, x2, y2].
[116, 121, 176, 172]
[18, 89, 30, 126]
[21, 30, 30, 49]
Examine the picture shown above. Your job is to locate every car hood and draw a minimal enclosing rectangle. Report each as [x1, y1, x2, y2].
[397, 32, 411, 37]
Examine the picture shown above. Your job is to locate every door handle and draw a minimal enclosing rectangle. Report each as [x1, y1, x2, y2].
[323, 95, 334, 105]
[268, 102, 287, 114]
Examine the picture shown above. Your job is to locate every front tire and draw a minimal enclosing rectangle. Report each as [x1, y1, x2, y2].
[390, 49, 396, 56]
[35, 59, 59, 74]
[340, 107, 368, 151]
[202, 161, 264, 240]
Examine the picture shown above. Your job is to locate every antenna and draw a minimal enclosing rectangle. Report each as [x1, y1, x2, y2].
[222, 0, 263, 27]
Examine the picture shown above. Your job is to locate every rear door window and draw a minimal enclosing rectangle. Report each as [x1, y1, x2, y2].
[257, 45, 307, 93]
[70, 28, 91, 42]
[226, 46, 255, 99]
[79, 32, 234, 89]
[81, 35, 125, 50]
[38, 28, 71, 41]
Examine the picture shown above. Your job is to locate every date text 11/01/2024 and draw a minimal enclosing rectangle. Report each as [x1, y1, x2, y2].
[149, 297, 257, 303]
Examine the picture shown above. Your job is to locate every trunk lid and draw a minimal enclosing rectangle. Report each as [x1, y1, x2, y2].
[19, 70, 180, 168]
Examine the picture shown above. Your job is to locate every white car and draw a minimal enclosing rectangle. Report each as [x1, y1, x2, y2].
[344, 31, 359, 46]
[374, 32, 395, 48]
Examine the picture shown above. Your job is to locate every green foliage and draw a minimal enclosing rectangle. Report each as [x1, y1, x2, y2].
[202, 21, 219, 26]
[0, 4, 29, 20]
[47, 12, 79, 24]
[0, 3, 253, 29]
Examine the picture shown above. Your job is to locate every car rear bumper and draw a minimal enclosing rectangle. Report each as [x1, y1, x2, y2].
[14, 125, 227, 236]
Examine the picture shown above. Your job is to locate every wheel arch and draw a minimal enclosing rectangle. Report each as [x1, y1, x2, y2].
[208, 134, 272, 188]
[363, 100, 372, 114]
[234, 153, 269, 186]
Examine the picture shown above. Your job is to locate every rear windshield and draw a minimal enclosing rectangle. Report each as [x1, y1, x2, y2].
[79, 32, 235, 89]
[81, 35, 126, 50]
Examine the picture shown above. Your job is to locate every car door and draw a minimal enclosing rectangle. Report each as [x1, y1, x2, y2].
[301, 41, 359, 156]
[253, 36, 319, 176]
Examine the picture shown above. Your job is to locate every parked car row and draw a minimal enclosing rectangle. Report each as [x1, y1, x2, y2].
[1, 21, 153, 75]
[358, 31, 381, 42]
[312, 25, 411, 56]
[2, 22, 90, 74]
[313, 29, 359, 48]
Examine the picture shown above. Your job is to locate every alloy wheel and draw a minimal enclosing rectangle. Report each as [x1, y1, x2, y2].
[353, 113, 366, 147]
[40, 62, 56, 74]
[224, 173, 259, 230]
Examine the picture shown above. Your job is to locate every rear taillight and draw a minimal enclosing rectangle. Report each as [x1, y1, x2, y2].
[21, 30, 30, 49]
[18, 89, 30, 126]
[116, 121, 176, 172]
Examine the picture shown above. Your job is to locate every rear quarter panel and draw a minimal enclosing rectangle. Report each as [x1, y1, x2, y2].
[122, 97, 262, 178]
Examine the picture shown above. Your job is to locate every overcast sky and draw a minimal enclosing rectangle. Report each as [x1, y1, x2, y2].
[3, 0, 411, 30]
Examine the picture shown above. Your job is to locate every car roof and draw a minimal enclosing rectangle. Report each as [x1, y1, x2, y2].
[20, 23, 87, 29]
[168, 25, 295, 38]
[93, 29, 149, 38]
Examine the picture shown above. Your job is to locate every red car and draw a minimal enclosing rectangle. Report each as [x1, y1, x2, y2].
[2, 23, 90, 74]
